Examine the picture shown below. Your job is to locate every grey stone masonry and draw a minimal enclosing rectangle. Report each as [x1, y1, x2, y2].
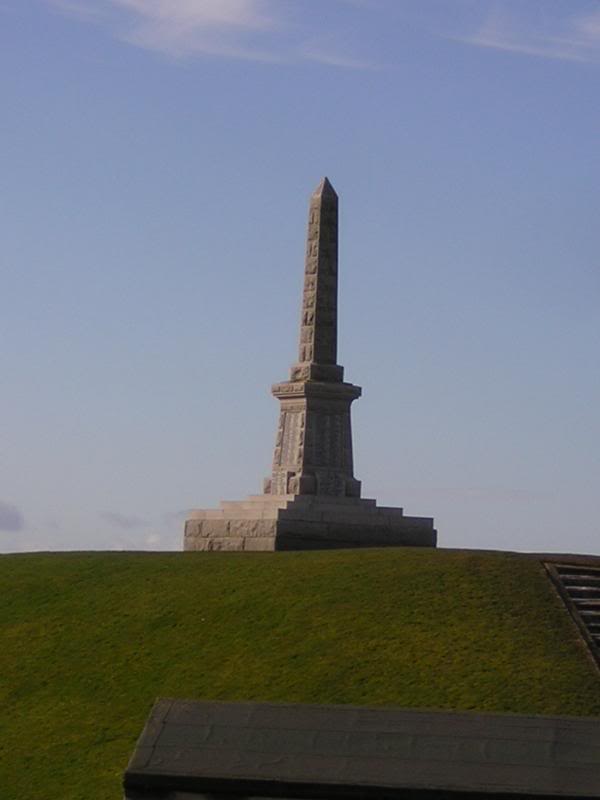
[185, 494, 435, 551]
[184, 178, 436, 552]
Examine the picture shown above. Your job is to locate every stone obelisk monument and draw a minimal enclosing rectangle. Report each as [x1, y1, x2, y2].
[184, 179, 436, 551]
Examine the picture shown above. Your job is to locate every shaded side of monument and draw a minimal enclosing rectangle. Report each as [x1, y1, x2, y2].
[184, 178, 436, 552]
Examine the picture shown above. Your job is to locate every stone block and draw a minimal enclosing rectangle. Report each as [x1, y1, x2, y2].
[402, 515, 435, 527]
[206, 538, 245, 552]
[203, 520, 229, 537]
[320, 509, 380, 525]
[229, 519, 276, 538]
[275, 535, 346, 551]
[278, 506, 325, 522]
[243, 537, 277, 551]
[186, 539, 209, 551]
[184, 520, 203, 538]
[329, 523, 388, 539]
[376, 506, 405, 517]
[277, 520, 331, 539]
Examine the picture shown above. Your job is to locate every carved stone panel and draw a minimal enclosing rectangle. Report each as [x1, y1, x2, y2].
[280, 411, 302, 467]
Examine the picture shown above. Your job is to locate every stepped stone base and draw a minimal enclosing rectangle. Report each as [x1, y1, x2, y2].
[184, 495, 437, 552]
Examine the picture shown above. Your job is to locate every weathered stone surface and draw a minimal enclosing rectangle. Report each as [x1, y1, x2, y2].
[243, 536, 277, 551]
[183, 179, 436, 552]
[228, 519, 276, 538]
[205, 537, 245, 552]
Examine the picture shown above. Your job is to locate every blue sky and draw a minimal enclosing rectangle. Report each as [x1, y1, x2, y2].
[1, 0, 599, 555]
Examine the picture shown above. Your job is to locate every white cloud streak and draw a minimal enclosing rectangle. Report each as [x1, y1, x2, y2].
[114, 0, 278, 59]
[45, 0, 373, 66]
[457, 5, 600, 64]
[300, 40, 379, 70]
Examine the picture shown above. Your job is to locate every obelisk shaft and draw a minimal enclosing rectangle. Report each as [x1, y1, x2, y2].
[290, 178, 344, 384]
[300, 178, 338, 367]
[266, 177, 362, 498]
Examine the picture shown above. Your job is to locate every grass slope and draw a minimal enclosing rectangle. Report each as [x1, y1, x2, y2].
[2, 548, 599, 800]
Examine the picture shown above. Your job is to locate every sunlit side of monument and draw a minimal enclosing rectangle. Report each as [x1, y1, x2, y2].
[184, 179, 436, 551]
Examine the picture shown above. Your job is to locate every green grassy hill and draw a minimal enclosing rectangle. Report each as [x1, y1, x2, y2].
[2, 548, 599, 800]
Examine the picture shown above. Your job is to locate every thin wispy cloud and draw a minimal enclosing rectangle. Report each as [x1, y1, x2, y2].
[300, 37, 379, 70]
[118, 0, 278, 60]
[45, 0, 374, 67]
[456, 5, 600, 64]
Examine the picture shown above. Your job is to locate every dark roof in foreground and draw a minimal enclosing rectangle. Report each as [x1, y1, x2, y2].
[125, 699, 600, 800]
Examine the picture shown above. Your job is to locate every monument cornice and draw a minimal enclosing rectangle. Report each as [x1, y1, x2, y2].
[271, 380, 362, 402]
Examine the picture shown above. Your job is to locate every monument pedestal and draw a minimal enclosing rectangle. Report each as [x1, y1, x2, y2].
[184, 495, 436, 552]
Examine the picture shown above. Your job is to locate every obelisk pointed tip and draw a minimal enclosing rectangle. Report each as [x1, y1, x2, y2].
[313, 176, 337, 199]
